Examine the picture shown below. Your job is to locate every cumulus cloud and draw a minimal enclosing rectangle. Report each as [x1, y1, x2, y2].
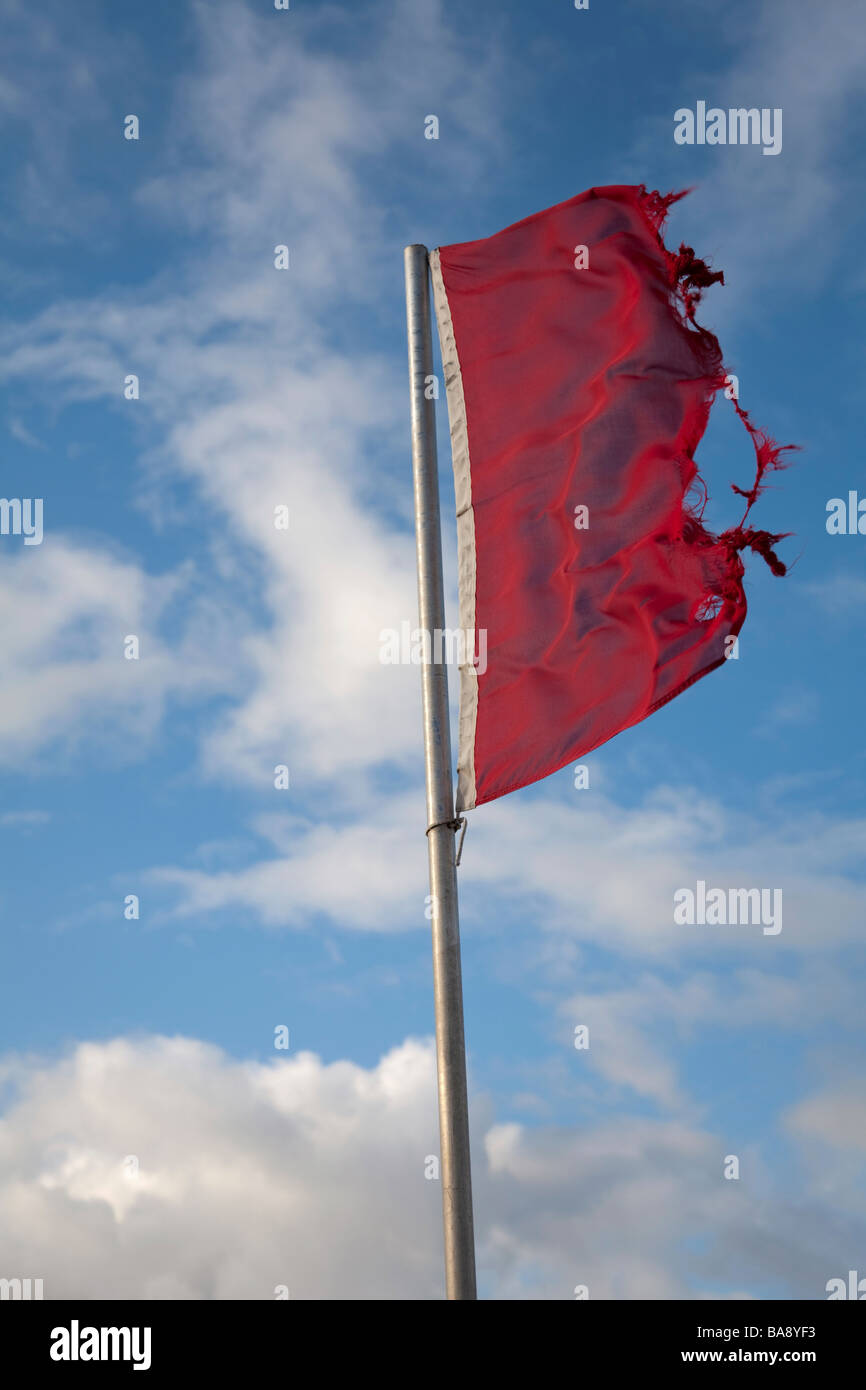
[0, 1032, 860, 1300]
[0, 1034, 444, 1300]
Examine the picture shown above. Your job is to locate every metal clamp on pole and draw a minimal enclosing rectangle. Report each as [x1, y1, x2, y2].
[426, 814, 468, 867]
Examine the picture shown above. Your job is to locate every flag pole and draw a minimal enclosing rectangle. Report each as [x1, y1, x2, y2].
[404, 243, 477, 1301]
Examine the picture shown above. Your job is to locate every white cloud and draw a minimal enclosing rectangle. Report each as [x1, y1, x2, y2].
[149, 783, 866, 957]
[0, 1034, 443, 1299]
[0, 1032, 858, 1300]
[0, 0, 503, 786]
[0, 809, 50, 828]
[782, 1080, 866, 1219]
[805, 574, 866, 614]
[786, 1085, 866, 1156]
[150, 803, 428, 931]
[8, 418, 43, 449]
[648, 0, 866, 316]
[0, 541, 231, 764]
[558, 963, 865, 1111]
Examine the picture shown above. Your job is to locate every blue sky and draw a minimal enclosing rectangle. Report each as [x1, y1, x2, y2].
[0, 0, 864, 1300]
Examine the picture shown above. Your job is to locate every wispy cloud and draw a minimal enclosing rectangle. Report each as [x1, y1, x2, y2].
[0, 808, 50, 828]
[147, 781, 866, 956]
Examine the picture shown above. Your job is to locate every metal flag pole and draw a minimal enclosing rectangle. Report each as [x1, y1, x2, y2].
[404, 243, 477, 1301]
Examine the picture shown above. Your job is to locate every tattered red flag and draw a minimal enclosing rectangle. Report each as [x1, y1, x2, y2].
[430, 185, 793, 811]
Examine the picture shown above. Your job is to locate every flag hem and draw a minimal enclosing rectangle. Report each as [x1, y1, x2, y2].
[429, 246, 478, 813]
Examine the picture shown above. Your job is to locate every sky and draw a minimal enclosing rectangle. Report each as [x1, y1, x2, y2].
[0, 0, 864, 1300]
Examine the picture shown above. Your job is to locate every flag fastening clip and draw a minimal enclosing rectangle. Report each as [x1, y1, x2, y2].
[426, 814, 468, 867]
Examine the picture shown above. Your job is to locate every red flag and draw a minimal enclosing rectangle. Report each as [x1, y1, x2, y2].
[430, 185, 792, 811]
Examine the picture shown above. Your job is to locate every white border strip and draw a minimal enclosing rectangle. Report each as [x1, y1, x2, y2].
[429, 247, 478, 812]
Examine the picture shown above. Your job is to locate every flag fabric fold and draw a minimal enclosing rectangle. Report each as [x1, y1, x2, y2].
[430, 184, 792, 811]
